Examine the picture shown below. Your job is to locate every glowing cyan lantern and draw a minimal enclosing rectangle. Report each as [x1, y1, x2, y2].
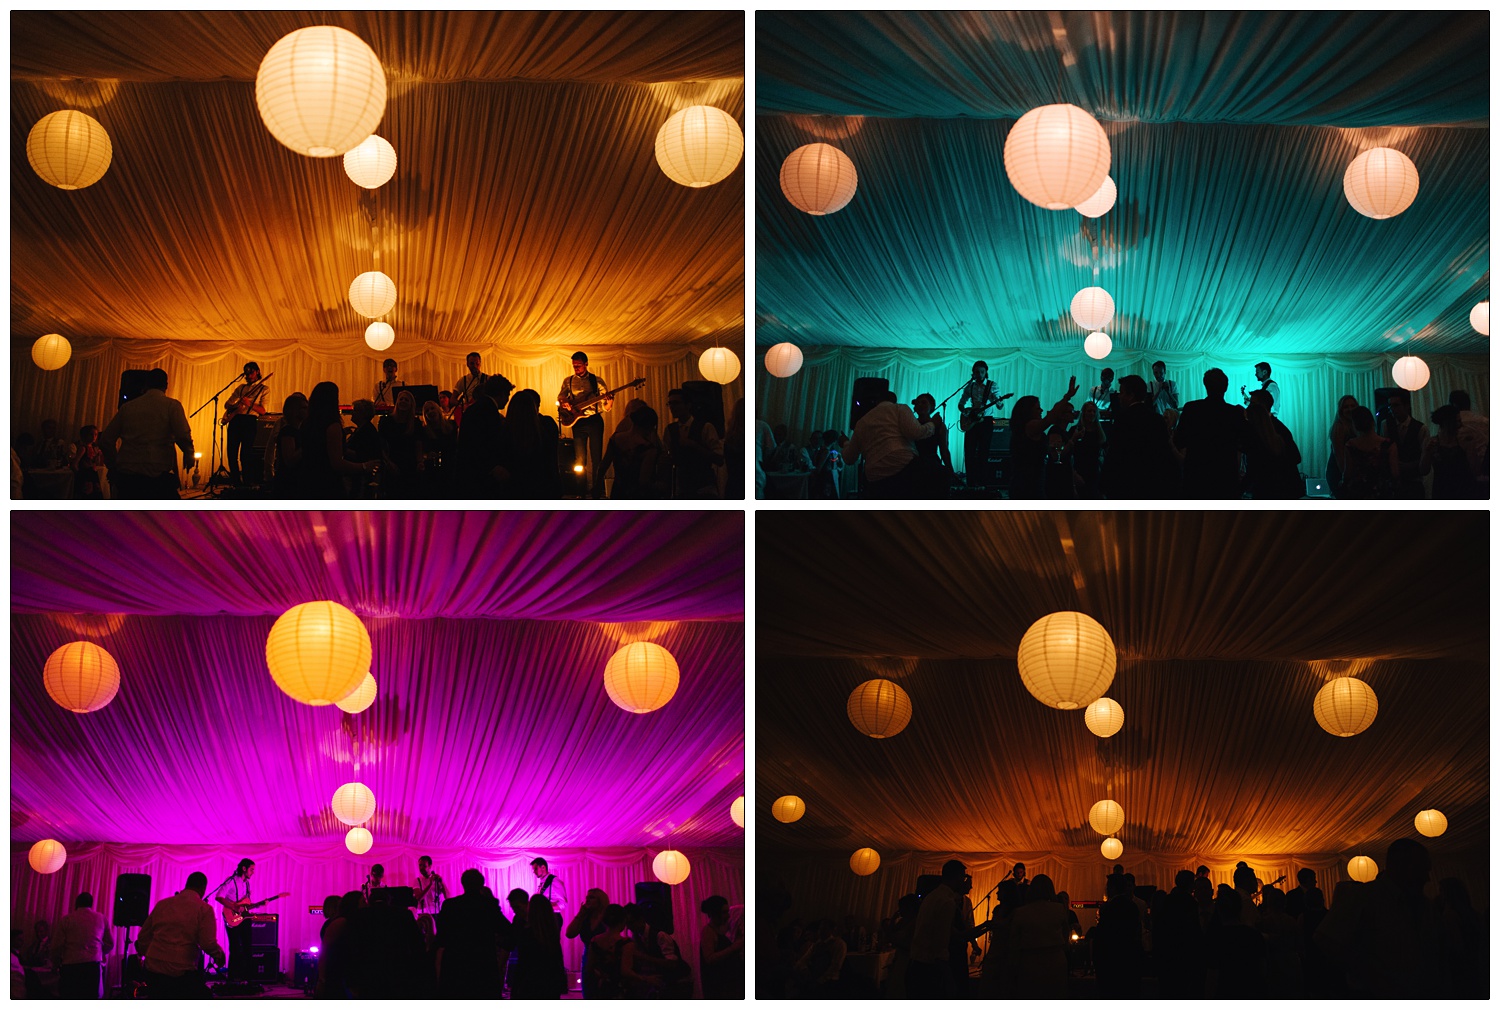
[1343, 148, 1419, 219]
[1016, 611, 1117, 710]
[32, 333, 72, 370]
[1101, 837, 1124, 860]
[1391, 355, 1430, 391]
[265, 601, 372, 706]
[1071, 287, 1115, 330]
[654, 105, 744, 188]
[343, 134, 397, 188]
[345, 827, 373, 855]
[1004, 104, 1111, 210]
[1414, 809, 1447, 838]
[29, 839, 67, 874]
[699, 347, 741, 384]
[335, 673, 378, 714]
[603, 642, 680, 714]
[1470, 302, 1489, 336]
[764, 342, 805, 378]
[43, 641, 121, 713]
[1313, 677, 1378, 737]
[652, 849, 691, 885]
[772, 795, 806, 823]
[1089, 799, 1125, 836]
[730, 796, 745, 828]
[1347, 855, 1378, 882]
[364, 321, 395, 351]
[256, 26, 387, 157]
[27, 110, 112, 190]
[1075, 175, 1117, 218]
[1084, 697, 1124, 738]
[847, 679, 912, 738]
[331, 782, 376, 826]
[850, 847, 881, 876]
[1084, 331, 1112, 360]
[780, 143, 858, 215]
[349, 271, 397, 319]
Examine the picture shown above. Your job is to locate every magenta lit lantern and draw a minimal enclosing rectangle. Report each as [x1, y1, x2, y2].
[332, 782, 376, 826]
[265, 601, 372, 706]
[43, 641, 121, 713]
[28, 839, 67, 874]
[603, 642, 680, 714]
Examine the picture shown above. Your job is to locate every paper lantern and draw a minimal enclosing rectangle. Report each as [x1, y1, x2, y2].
[265, 601, 373, 706]
[343, 134, 397, 188]
[1089, 799, 1125, 836]
[699, 347, 741, 384]
[31, 333, 73, 371]
[772, 795, 806, 823]
[764, 342, 805, 378]
[1017, 611, 1117, 710]
[363, 321, 395, 351]
[27, 110, 112, 190]
[603, 642, 680, 713]
[43, 641, 121, 713]
[331, 782, 376, 826]
[28, 839, 67, 874]
[1392, 355, 1430, 391]
[1084, 697, 1124, 738]
[1004, 104, 1111, 210]
[850, 847, 881, 876]
[780, 143, 858, 215]
[335, 673, 378, 714]
[730, 796, 745, 828]
[349, 271, 397, 319]
[1414, 809, 1448, 838]
[1343, 148, 1419, 219]
[345, 827, 373, 854]
[1071, 287, 1115, 330]
[1470, 301, 1489, 336]
[1075, 175, 1117, 217]
[1347, 855, 1378, 882]
[654, 105, 744, 188]
[1101, 837, 1124, 860]
[256, 26, 387, 157]
[1313, 677, 1378, 737]
[1084, 331, 1112, 360]
[652, 849, 691, 886]
[847, 679, 912, 738]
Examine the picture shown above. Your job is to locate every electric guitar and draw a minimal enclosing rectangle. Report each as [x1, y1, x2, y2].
[959, 391, 1015, 432]
[557, 377, 645, 427]
[222, 891, 290, 928]
[222, 372, 275, 425]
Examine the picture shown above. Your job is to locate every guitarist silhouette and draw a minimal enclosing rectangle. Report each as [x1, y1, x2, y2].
[957, 360, 1014, 489]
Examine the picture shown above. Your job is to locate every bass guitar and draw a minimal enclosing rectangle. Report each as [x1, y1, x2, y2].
[222, 891, 290, 929]
[222, 372, 275, 425]
[958, 391, 1015, 432]
[557, 377, 645, 427]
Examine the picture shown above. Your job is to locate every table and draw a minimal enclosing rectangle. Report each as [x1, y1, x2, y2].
[765, 470, 811, 499]
[26, 468, 74, 499]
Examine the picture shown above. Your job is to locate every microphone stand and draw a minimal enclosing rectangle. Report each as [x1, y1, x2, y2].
[188, 374, 245, 497]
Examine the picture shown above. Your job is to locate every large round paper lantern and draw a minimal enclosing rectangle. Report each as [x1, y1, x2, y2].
[1089, 799, 1125, 836]
[1343, 148, 1419, 219]
[730, 796, 745, 828]
[349, 271, 397, 318]
[847, 679, 912, 738]
[772, 795, 806, 823]
[43, 641, 121, 713]
[1470, 301, 1489, 336]
[1071, 287, 1115, 330]
[364, 321, 395, 351]
[850, 847, 881, 876]
[331, 782, 375, 826]
[654, 105, 744, 188]
[1347, 855, 1378, 882]
[1391, 355, 1430, 391]
[1101, 836, 1124, 860]
[1084, 331, 1112, 360]
[32, 333, 72, 371]
[699, 347, 741, 384]
[335, 672, 378, 714]
[265, 601, 372, 706]
[764, 342, 805, 378]
[345, 827, 373, 854]
[780, 143, 858, 215]
[1004, 104, 1111, 210]
[1414, 809, 1448, 838]
[256, 26, 387, 157]
[1084, 697, 1124, 738]
[1017, 611, 1117, 710]
[28, 839, 67, 874]
[603, 642, 680, 714]
[27, 110, 112, 190]
[1075, 175, 1117, 217]
[343, 134, 397, 188]
[1313, 677, 1378, 737]
[652, 849, 691, 886]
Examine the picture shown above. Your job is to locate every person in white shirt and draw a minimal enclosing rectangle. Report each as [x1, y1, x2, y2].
[413, 856, 447, 917]
[138, 872, 226, 998]
[530, 857, 567, 927]
[100, 368, 194, 498]
[1241, 361, 1280, 417]
[373, 358, 404, 412]
[1149, 361, 1179, 414]
[51, 892, 113, 999]
[839, 391, 941, 498]
[1090, 367, 1117, 417]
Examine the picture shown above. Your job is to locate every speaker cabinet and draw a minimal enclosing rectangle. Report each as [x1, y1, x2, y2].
[113, 873, 151, 927]
[634, 881, 674, 935]
[247, 947, 280, 981]
[679, 380, 726, 437]
[248, 918, 278, 947]
[850, 377, 890, 430]
[293, 951, 318, 988]
[119, 370, 152, 405]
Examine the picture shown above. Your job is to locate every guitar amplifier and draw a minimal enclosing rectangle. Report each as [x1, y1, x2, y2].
[247, 946, 280, 981]
[249, 916, 279, 947]
[294, 951, 318, 988]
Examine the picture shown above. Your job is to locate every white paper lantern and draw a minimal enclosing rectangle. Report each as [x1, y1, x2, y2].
[603, 642, 680, 713]
[343, 134, 397, 188]
[331, 782, 376, 826]
[256, 26, 387, 157]
[1017, 611, 1117, 710]
[847, 679, 912, 738]
[1084, 331, 1112, 360]
[1089, 799, 1125, 836]
[43, 641, 121, 713]
[345, 827, 373, 854]
[364, 321, 395, 351]
[1343, 147, 1419, 219]
[1313, 677, 1378, 737]
[1470, 301, 1489, 336]
[1101, 836, 1124, 860]
[349, 271, 397, 319]
[1084, 697, 1124, 738]
[1414, 809, 1448, 838]
[27, 110, 112, 190]
[265, 601, 373, 706]
[780, 143, 858, 215]
[1391, 355, 1430, 392]
[1071, 287, 1115, 330]
[764, 342, 805, 378]
[772, 795, 806, 823]
[28, 839, 67, 874]
[1004, 104, 1111, 210]
[850, 847, 881, 876]
[699, 347, 741, 384]
[652, 849, 690, 886]
[1347, 855, 1378, 882]
[335, 672, 378, 714]
[1075, 175, 1117, 217]
[654, 105, 744, 188]
[730, 796, 745, 828]
[31, 333, 72, 371]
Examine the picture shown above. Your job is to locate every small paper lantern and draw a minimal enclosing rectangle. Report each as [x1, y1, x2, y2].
[850, 847, 881, 876]
[603, 642, 680, 713]
[345, 827, 373, 854]
[1004, 104, 1111, 210]
[1414, 809, 1448, 838]
[1084, 697, 1124, 738]
[335, 672, 378, 714]
[847, 679, 912, 738]
[331, 782, 376, 826]
[1071, 287, 1115, 330]
[1017, 611, 1117, 710]
[364, 321, 395, 351]
[764, 342, 805, 378]
[780, 143, 858, 216]
[1089, 799, 1125, 836]
[28, 839, 67, 874]
[27, 110, 112, 190]
[343, 134, 397, 188]
[699, 347, 741, 384]
[652, 849, 690, 886]
[256, 26, 387, 157]
[1343, 148, 1419, 219]
[349, 271, 397, 318]
[772, 795, 806, 823]
[1470, 301, 1489, 336]
[1101, 837, 1124, 860]
[1313, 677, 1378, 737]
[1392, 355, 1430, 391]
[730, 796, 745, 828]
[265, 601, 373, 706]
[1075, 175, 1117, 217]
[654, 105, 744, 188]
[32, 333, 73, 371]
[1084, 331, 1112, 360]
[1347, 855, 1378, 882]
[43, 641, 121, 713]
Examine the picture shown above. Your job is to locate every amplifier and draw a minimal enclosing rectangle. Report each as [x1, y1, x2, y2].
[247, 946, 280, 981]
[293, 951, 318, 988]
[249, 917, 279, 947]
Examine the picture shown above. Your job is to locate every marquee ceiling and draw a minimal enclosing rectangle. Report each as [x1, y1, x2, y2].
[755, 12, 1489, 355]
